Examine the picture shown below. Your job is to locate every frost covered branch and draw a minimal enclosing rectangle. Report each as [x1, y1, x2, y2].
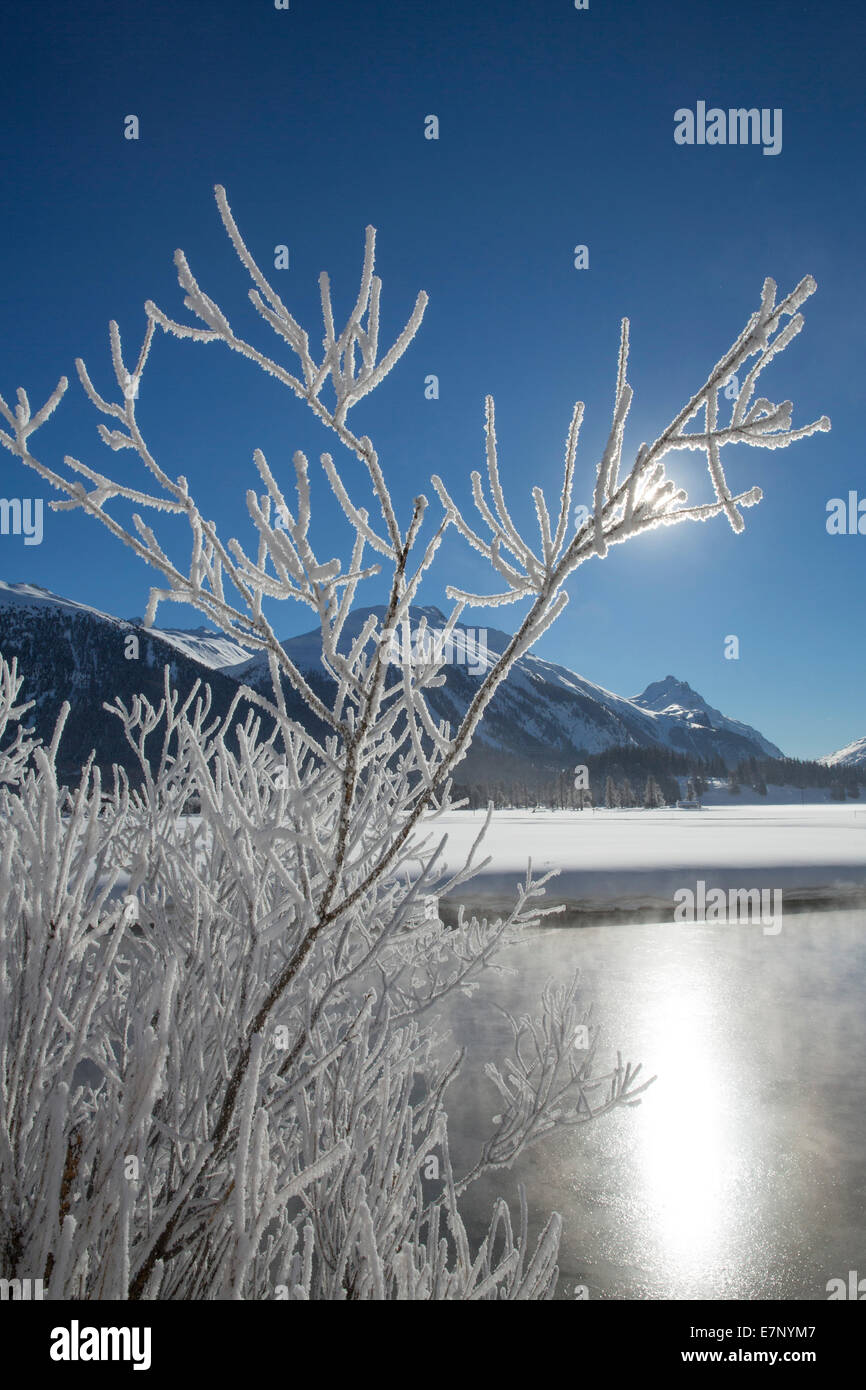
[0, 186, 828, 1299]
[0, 658, 597, 1298]
[434, 276, 829, 610]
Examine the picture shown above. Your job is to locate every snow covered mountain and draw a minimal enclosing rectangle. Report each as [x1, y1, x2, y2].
[821, 735, 866, 770]
[0, 582, 259, 781]
[227, 604, 785, 766]
[632, 674, 782, 759]
[140, 624, 256, 671]
[0, 584, 785, 774]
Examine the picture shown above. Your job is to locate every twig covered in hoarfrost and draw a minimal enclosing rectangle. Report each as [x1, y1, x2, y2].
[0, 186, 828, 1298]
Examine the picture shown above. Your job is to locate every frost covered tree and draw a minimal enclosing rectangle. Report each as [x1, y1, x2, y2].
[619, 777, 636, 808]
[604, 775, 621, 809]
[643, 774, 665, 809]
[0, 185, 828, 1299]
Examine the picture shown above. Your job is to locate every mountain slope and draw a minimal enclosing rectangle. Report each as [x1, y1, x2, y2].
[141, 624, 256, 671]
[821, 735, 866, 770]
[0, 585, 785, 776]
[632, 674, 783, 759]
[0, 582, 260, 782]
[228, 604, 784, 767]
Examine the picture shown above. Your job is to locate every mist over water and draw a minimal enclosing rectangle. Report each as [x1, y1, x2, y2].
[437, 911, 866, 1300]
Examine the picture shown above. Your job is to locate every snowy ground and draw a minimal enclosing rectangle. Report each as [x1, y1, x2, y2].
[690, 779, 852, 806]
[416, 804, 866, 919]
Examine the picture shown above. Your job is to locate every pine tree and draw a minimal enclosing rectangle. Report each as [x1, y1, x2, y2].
[644, 774, 665, 808]
[604, 775, 620, 808]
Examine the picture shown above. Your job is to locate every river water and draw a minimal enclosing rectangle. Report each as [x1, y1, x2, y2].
[435, 910, 866, 1300]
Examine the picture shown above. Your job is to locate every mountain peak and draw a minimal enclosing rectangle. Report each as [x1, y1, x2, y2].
[341, 603, 449, 627]
[633, 675, 710, 713]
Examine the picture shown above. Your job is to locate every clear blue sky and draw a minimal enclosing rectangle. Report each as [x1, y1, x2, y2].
[0, 0, 862, 759]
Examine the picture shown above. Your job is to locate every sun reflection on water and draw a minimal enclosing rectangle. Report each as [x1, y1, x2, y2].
[632, 947, 746, 1290]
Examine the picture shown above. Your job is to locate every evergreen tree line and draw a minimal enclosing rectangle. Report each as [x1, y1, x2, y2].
[452, 743, 863, 809]
[729, 753, 863, 798]
[452, 743, 701, 809]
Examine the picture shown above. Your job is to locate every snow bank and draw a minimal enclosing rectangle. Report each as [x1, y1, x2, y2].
[420, 805, 866, 917]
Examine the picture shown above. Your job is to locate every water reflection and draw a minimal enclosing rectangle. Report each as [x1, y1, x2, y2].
[436, 911, 866, 1300]
[635, 965, 731, 1278]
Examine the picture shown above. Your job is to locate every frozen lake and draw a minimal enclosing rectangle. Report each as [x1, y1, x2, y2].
[420, 805, 866, 917]
[436, 909, 866, 1301]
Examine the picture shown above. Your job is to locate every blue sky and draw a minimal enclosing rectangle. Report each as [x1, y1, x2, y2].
[0, 0, 862, 759]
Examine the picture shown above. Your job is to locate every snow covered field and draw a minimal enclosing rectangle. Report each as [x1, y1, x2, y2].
[419, 804, 866, 917]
